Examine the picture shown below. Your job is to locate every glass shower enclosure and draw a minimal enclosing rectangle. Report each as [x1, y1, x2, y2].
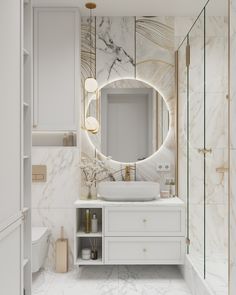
[177, 0, 229, 294]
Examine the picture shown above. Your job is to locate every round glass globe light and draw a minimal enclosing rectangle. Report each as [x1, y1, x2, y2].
[85, 77, 98, 93]
[85, 116, 100, 132]
[91, 126, 100, 134]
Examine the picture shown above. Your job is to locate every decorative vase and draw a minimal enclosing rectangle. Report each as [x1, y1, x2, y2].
[87, 185, 92, 199]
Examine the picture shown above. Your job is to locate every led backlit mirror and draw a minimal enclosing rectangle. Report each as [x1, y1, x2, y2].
[87, 79, 169, 163]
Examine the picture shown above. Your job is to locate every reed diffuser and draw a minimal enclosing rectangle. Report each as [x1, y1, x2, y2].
[89, 238, 98, 260]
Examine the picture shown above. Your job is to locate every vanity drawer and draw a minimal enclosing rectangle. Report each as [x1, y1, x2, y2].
[105, 237, 185, 264]
[104, 207, 185, 236]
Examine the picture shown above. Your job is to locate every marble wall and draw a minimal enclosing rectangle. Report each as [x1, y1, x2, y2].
[230, 0, 236, 293]
[81, 16, 176, 197]
[32, 147, 80, 270]
[32, 16, 177, 270]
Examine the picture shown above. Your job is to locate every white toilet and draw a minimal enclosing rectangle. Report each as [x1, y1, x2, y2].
[32, 227, 50, 273]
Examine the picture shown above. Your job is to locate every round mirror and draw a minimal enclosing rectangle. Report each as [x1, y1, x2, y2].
[86, 79, 169, 163]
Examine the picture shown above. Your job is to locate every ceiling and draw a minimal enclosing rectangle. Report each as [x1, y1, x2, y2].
[32, 0, 228, 16]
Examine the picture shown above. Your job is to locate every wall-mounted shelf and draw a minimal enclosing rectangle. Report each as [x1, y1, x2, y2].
[76, 257, 103, 266]
[75, 208, 103, 266]
[76, 229, 102, 238]
[32, 131, 77, 147]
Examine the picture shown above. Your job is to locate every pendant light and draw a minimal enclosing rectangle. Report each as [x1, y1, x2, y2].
[84, 2, 100, 134]
[84, 2, 98, 93]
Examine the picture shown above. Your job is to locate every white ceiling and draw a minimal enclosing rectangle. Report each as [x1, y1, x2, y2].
[32, 0, 228, 16]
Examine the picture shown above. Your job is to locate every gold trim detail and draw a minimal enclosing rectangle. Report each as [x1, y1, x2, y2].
[186, 44, 190, 67]
[85, 2, 96, 9]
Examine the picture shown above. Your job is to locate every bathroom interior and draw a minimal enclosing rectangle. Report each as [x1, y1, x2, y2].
[0, 0, 235, 294]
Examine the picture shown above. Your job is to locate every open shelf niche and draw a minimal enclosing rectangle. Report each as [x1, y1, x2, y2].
[75, 207, 103, 265]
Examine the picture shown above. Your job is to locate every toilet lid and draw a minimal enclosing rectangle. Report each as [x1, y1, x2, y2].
[32, 227, 48, 245]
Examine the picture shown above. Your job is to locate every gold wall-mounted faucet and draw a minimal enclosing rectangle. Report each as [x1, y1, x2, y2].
[124, 165, 131, 181]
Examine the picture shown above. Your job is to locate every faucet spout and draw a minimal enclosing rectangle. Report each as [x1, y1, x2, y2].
[124, 165, 131, 181]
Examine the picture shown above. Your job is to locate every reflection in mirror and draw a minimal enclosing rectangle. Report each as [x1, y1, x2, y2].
[87, 79, 169, 163]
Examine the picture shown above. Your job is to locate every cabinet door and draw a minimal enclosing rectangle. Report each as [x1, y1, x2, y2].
[33, 8, 79, 131]
[0, 221, 22, 295]
[0, 0, 22, 226]
[0, 1, 23, 294]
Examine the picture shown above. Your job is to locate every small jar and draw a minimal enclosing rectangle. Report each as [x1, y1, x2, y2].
[81, 248, 91, 260]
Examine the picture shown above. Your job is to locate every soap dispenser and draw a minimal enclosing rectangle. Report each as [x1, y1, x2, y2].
[91, 213, 98, 233]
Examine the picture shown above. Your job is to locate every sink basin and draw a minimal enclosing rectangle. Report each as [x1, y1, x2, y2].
[97, 181, 160, 202]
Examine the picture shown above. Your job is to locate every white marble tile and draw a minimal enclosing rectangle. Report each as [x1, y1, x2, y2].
[205, 37, 228, 94]
[32, 147, 80, 209]
[229, 2, 236, 294]
[32, 267, 119, 295]
[32, 266, 192, 295]
[96, 17, 135, 85]
[80, 16, 176, 196]
[81, 17, 96, 83]
[206, 94, 228, 149]
[206, 204, 228, 256]
[189, 148, 204, 204]
[175, 17, 199, 38]
[118, 265, 191, 295]
[189, 205, 205, 276]
[230, 149, 236, 294]
[178, 43, 188, 93]
[205, 254, 228, 295]
[205, 16, 228, 37]
[230, 0, 236, 149]
[188, 40, 205, 94]
[206, 148, 228, 205]
[180, 256, 211, 295]
[136, 17, 175, 100]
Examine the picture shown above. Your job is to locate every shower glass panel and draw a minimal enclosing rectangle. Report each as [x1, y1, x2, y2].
[177, 0, 229, 293]
[205, 0, 228, 293]
[177, 38, 188, 220]
[188, 11, 205, 277]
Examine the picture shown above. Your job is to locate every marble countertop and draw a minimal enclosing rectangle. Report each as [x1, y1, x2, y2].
[74, 197, 184, 208]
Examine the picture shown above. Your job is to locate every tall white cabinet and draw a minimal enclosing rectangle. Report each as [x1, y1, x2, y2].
[23, 0, 32, 294]
[0, 0, 32, 294]
[33, 8, 79, 131]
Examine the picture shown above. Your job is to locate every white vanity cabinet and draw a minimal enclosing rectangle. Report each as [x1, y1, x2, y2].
[33, 8, 80, 131]
[74, 198, 185, 266]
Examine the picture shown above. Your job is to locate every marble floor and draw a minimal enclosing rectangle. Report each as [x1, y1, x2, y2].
[32, 265, 192, 295]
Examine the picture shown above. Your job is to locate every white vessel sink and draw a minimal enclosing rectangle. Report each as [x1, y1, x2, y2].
[97, 181, 160, 202]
